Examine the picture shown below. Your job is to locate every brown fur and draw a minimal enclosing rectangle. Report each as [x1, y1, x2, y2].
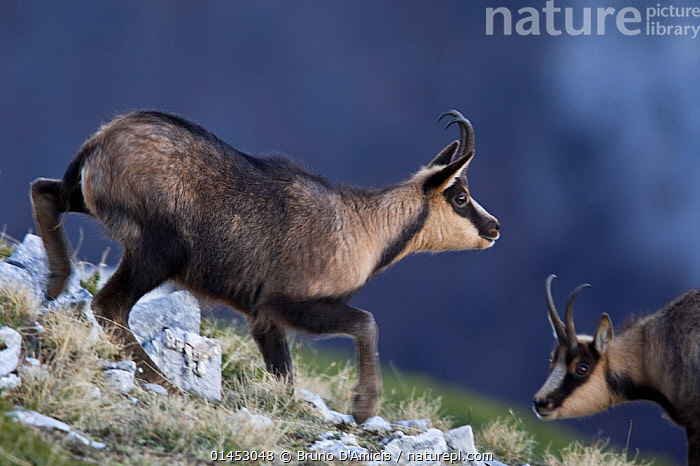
[30, 110, 499, 422]
[534, 285, 700, 465]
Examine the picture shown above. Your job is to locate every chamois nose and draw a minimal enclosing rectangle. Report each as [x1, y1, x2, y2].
[485, 219, 500, 239]
[532, 398, 552, 413]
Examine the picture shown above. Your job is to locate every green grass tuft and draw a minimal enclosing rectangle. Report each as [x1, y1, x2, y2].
[79, 271, 100, 296]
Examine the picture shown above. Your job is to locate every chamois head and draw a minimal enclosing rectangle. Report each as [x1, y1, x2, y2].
[410, 110, 500, 253]
[533, 275, 614, 420]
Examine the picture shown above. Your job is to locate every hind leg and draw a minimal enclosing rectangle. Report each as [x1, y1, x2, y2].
[93, 249, 173, 388]
[30, 178, 75, 298]
[688, 427, 700, 466]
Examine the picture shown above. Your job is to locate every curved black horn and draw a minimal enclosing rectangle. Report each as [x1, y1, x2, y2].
[438, 109, 474, 161]
[546, 275, 567, 344]
[564, 283, 592, 347]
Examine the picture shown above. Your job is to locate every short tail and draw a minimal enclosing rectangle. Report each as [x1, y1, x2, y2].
[60, 138, 98, 211]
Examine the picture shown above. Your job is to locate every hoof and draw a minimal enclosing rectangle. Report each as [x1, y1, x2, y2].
[352, 390, 379, 424]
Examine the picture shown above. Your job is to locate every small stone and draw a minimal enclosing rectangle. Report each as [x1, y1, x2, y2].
[0, 373, 21, 391]
[362, 415, 393, 432]
[7, 408, 105, 449]
[236, 407, 274, 427]
[67, 431, 106, 450]
[310, 432, 368, 457]
[144, 383, 168, 395]
[445, 424, 478, 453]
[445, 425, 484, 466]
[102, 360, 137, 373]
[383, 428, 447, 463]
[103, 369, 135, 394]
[329, 409, 355, 424]
[298, 388, 355, 424]
[0, 327, 22, 377]
[18, 361, 48, 382]
[391, 418, 430, 432]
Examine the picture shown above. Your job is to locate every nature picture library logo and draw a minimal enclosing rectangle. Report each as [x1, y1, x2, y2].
[485, 1, 700, 38]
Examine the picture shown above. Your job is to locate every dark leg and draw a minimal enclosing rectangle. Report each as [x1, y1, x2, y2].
[688, 427, 700, 466]
[268, 298, 381, 423]
[250, 320, 293, 383]
[30, 179, 73, 299]
[92, 250, 173, 389]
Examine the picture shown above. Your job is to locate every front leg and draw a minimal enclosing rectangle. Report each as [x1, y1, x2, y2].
[268, 298, 381, 423]
[250, 320, 293, 384]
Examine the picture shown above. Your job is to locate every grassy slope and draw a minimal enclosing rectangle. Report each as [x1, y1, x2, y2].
[301, 347, 674, 466]
[0, 236, 671, 465]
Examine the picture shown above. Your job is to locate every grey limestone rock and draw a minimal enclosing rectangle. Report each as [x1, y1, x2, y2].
[103, 369, 135, 394]
[0, 235, 98, 337]
[3, 234, 92, 312]
[383, 428, 447, 464]
[0, 326, 21, 377]
[102, 360, 137, 373]
[298, 388, 355, 424]
[310, 432, 368, 456]
[445, 425, 485, 466]
[18, 357, 48, 382]
[391, 418, 431, 432]
[7, 407, 106, 449]
[0, 373, 21, 391]
[144, 383, 168, 395]
[129, 290, 201, 345]
[235, 407, 274, 428]
[142, 327, 222, 400]
[362, 415, 393, 432]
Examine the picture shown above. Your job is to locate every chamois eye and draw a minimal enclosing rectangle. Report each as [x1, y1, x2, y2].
[454, 194, 468, 205]
[575, 363, 590, 376]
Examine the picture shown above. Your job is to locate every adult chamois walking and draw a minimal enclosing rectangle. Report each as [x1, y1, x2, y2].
[30, 109, 499, 422]
[534, 275, 700, 465]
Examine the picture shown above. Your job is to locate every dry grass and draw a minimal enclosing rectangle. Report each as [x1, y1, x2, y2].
[0, 279, 661, 465]
[0, 282, 41, 333]
[478, 410, 537, 464]
[3, 292, 287, 465]
[0, 232, 16, 260]
[476, 411, 654, 466]
[543, 440, 653, 466]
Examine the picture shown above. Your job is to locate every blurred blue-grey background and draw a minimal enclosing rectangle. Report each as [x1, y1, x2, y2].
[1, 2, 698, 463]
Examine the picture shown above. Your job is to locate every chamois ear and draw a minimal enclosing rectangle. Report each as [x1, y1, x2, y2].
[428, 141, 460, 167]
[422, 150, 474, 193]
[594, 313, 613, 355]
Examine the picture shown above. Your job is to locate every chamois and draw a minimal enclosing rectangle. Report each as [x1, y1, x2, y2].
[533, 275, 700, 465]
[30, 109, 499, 422]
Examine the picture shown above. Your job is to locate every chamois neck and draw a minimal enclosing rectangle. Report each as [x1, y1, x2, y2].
[606, 327, 648, 396]
[341, 183, 428, 274]
[605, 324, 677, 418]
